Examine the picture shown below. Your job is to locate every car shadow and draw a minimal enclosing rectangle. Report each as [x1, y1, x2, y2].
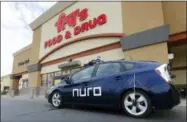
[45, 103, 183, 120]
[147, 109, 184, 120]
[67, 105, 124, 116]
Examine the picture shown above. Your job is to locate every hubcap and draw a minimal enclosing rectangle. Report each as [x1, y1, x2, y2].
[124, 92, 148, 116]
[52, 93, 61, 107]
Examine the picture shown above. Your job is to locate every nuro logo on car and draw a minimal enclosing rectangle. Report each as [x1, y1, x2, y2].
[72, 87, 102, 97]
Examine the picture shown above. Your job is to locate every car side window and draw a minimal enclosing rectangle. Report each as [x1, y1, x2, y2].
[122, 62, 135, 71]
[71, 66, 95, 83]
[96, 63, 121, 76]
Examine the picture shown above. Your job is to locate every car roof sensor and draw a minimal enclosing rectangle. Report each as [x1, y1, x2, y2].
[83, 58, 104, 67]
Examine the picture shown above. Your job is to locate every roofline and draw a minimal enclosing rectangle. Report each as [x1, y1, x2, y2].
[13, 44, 32, 56]
[29, 1, 76, 30]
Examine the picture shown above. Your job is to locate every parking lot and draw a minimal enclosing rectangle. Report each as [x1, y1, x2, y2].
[1, 96, 186, 122]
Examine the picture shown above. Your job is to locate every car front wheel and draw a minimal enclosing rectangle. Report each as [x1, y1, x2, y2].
[51, 91, 63, 108]
[122, 90, 152, 118]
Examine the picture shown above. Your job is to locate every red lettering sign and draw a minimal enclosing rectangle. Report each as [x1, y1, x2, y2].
[97, 14, 107, 25]
[55, 13, 66, 33]
[78, 8, 88, 21]
[55, 8, 88, 33]
[44, 34, 63, 48]
[81, 22, 89, 32]
[44, 8, 108, 49]
[57, 35, 63, 42]
[65, 31, 71, 39]
[74, 26, 81, 35]
[73, 14, 107, 36]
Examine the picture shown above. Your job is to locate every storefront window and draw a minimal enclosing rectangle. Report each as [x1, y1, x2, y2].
[63, 70, 71, 75]
[22, 79, 28, 88]
[55, 71, 61, 76]
[47, 73, 54, 87]
[41, 69, 82, 87]
[41, 74, 47, 87]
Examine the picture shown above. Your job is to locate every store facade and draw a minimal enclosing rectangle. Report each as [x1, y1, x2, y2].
[10, 2, 186, 97]
[1, 74, 11, 94]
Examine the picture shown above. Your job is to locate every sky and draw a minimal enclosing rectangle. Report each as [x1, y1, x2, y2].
[1, 2, 57, 76]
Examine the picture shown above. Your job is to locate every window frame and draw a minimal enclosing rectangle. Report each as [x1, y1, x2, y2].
[41, 74, 48, 87]
[22, 79, 28, 88]
[94, 62, 124, 77]
[70, 65, 96, 83]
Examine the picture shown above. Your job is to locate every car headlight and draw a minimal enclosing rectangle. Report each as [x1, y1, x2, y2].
[47, 86, 55, 93]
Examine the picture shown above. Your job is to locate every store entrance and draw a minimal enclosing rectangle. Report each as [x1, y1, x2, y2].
[11, 75, 21, 96]
[62, 68, 81, 75]
[41, 60, 82, 89]
[53, 68, 81, 85]
[41, 68, 81, 88]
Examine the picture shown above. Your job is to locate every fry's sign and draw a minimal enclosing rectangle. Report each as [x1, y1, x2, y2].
[44, 8, 107, 48]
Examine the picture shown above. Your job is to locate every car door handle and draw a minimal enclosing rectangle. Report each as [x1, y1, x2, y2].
[115, 76, 123, 80]
[82, 81, 89, 86]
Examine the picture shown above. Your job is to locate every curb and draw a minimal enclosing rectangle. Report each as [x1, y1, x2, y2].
[1, 95, 46, 101]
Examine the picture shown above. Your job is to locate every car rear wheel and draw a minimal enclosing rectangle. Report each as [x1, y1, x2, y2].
[51, 91, 63, 108]
[122, 90, 152, 118]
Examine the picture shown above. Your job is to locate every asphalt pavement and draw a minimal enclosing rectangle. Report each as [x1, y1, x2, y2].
[1, 95, 186, 122]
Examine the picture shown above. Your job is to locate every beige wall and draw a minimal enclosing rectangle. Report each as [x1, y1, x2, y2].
[28, 71, 41, 87]
[170, 45, 187, 68]
[26, 27, 42, 89]
[41, 37, 121, 63]
[121, 2, 164, 35]
[170, 44, 186, 85]
[30, 27, 42, 64]
[162, 2, 186, 35]
[172, 70, 186, 85]
[123, 42, 169, 64]
[12, 48, 31, 74]
[41, 48, 124, 74]
[40, 2, 123, 59]
[1, 75, 11, 92]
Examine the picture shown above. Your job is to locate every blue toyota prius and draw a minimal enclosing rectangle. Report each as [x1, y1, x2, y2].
[45, 59, 180, 118]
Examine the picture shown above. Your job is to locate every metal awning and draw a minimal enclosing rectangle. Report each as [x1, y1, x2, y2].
[58, 60, 81, 70]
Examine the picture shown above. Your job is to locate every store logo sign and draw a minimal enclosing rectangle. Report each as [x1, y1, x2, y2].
[18, 59, 29, 67]
[44, 8, 107, 49]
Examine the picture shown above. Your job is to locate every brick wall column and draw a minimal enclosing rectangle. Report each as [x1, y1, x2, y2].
[28, 26, 42, 98]
[10, 76, 20, 97]
[28, 71, 41, 98]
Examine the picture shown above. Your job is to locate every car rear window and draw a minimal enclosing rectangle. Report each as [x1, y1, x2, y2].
[122, 62, 135, 71]
[96, 63, 121, 76]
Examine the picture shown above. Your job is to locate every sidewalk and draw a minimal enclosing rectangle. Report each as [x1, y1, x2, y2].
[1, 94, 46, 101]
[178, 98, 186, 107]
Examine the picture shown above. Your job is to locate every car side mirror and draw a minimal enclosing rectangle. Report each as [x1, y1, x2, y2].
[64, 76, 71, 84]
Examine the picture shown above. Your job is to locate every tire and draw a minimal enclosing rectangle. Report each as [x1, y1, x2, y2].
[51, 91, 63, 108]
[122, 90, 152, 118]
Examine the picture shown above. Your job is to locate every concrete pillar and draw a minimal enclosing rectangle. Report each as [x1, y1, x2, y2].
[28, 71, 41, 98]
[27, 62, 42, 98]
[28, 26, 42, 98]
